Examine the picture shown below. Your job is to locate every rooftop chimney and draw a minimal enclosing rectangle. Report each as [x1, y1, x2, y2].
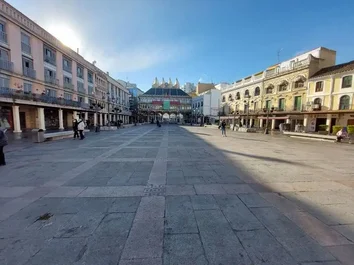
[77, 48, 79, 54]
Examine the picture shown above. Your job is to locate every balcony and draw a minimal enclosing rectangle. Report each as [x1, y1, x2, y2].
[23, 67, 36, 79]
[64, 82, 74, 90]
[21, 42, 31, 55]
[0, 31, 7, 43]
[44, 55, 56, 66]
[265, 58, 310, 78]
[78, 88, 86, 94]
[0, 60, 14, 72]
[44, 75, 59, 85]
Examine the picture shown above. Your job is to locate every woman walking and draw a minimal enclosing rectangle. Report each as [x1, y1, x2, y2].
[73, 119, 79, 139]
[0, 127, 8, 166]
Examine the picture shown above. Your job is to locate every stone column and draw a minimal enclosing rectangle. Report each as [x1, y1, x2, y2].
[241, 118, 244, 126]
[326, 114, 332, 133]
[286, 118, 290, 124]
[249, 118, 253, 127]
[99, 113, 103, 126]
[73, 111, 78, 120]
[58, 109, 64, 130]
[94, 113, 97, 126]
[12, 105, 22, 133]
[303, 115, 308, 129]
[259, 119, 264, 128]
[84, 112, 88, 122]
[37, 107, 45, 130]
[271, 119, 276, 130]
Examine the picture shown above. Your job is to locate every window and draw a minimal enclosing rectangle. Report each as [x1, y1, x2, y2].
[294, 79, 304, 88]
[23, 83, 32, 93]
[244, 90, 249, 97]
[44, 68, 55, 77]
[77, 65, 83, 78]
[222, 96, 225, 102]
[314, 98, 322, 105]
[266, 86, 273, 94]
[21, 33, 31, 54]
[88, 72, 93, 83]
[265, 100, 271, 110]
[46, 89, 56, 97]
[78, 96, 84, 102]
[0, 48, 9, 61]
[64, 76, 71, 84]
[88, 85, 93, 95]
[339, 95, 350, 110]
[315, 81, 323, 92]
[0, 21, 5, 32]
[278, 98, 285, 111]
[278, 82, 288, 91]
[294, 96, 302, 111]
[43, 46, 56, 65]
[0, 76, 10, 88]
[228, 94, 233, 101]
[254, 101, 258, 110]
[254, 87, 260, 96]
[236, 92, 240, 100]
[342, 76, 352, 88]
[0, 21, 7, 43]
[64, 93, 71, 100]
[63, 57, 71, 72]
[77, 81, 85, 93]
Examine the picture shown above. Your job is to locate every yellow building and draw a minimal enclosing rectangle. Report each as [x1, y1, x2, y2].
[259, 47, 336, 130]
[306, 60, 354, 132]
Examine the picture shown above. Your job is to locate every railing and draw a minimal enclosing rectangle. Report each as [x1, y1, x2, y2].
[0, 31, 7, 43]
[266, 58, 310, 78]
[64, 82, 74, 90]
[44, 75, 59, 85]
[21, 42, 31, 54]
[0, 87, 90, 109]
[23, 67, 36, 79]
[63, 64, 72, 73]
[44, 55, 56, 65]
[0, 60, 14, 72]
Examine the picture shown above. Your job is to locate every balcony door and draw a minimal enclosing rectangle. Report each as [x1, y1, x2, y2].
[0, 48, 9, 61]
[294, 96, 302, 111]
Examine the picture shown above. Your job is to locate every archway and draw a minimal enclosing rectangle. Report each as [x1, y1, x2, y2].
[169, 113, 177, 123]
[162, 113, 170, 122]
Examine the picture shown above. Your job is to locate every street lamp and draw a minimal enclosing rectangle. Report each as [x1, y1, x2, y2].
[243, 95, 253, 128]
[263, 106, 275, 134]
[233, 104, 239, 129]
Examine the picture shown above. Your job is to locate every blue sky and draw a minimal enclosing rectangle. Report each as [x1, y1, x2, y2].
[9, 0, 354, 91]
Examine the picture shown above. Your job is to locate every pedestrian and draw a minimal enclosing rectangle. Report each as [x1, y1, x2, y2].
[77, 115, 86, 140]
[336, 127, 348, 142]
[219, 120, 227, 137]
[0, 127, 8, 166]
[73, 119, 79, 139]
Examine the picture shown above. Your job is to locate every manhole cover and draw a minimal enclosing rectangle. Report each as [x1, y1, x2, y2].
[144, 184, 166, 196]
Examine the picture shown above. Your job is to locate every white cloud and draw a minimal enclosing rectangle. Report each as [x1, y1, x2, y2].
[81, 42, 191, 73]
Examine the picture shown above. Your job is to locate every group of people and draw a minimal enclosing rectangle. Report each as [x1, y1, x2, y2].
[72, 115, 86, 140]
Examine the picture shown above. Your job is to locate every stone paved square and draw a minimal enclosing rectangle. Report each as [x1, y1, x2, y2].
[0, 125, 354, 265]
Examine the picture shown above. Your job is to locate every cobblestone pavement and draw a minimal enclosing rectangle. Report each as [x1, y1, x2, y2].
[0, 125, 354, 265]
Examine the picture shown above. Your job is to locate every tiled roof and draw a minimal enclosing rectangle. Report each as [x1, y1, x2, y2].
[310, 60, 354, 79]
[142, 88, 190, 97]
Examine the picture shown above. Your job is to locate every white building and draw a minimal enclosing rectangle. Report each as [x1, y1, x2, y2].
[192, 89, 221, 124]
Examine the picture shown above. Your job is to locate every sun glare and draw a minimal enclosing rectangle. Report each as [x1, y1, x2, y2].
[47, 24, 81, 51]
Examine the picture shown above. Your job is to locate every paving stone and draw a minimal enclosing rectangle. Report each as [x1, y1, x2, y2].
[190, 195, 219, 210]
[55, 198, 115, 214]
[94, 213, 135, 237]
[215, 195, 264, 231]
[0, 186, 34, 198]
[44, 187, 87, 197]
[237, 229, 298, 265]
[332, 224, 354, 242]
[119, 258, 162, 265]
[163, 234, 208, 265]
[55, 212, 104, 238]
[165, 196, 198, 234]
[109, 197, 141, 213]
[194, 209, 252, 265]
[222, 184, 255, 194]
[165, 185, 196, 195]
[238, 193, 272, 208]
[286, 211, 353, 246]
[327, 245, 354, 265]
[301, 262, 342, 265]
[194, 184, 226, 194]
[260, 192, 303, 213]
[25, 237, 88, 265]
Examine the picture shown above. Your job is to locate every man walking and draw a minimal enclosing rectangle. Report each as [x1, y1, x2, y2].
[73, 119, 79, 139]
[77, 115, 85, 140]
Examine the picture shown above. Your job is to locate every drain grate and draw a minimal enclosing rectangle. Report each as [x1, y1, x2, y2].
[144, 184, 166, 196]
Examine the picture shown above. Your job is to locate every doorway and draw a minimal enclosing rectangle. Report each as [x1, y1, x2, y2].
[330, 118, 337, 133]
[19, 112, 26, 129]
[315, 118, 327, 131]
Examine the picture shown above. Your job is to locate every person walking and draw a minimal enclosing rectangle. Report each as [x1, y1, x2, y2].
[77, 115, 86, 140]
[73, 119, 79, 139]
[220, 120, 227, 137]
[0, 127, 8, 166]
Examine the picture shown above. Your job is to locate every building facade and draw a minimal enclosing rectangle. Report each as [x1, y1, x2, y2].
[181, 82, 196, 93]
[0, 0, 130, 132]
[220, 47, 337, 130]
[306, 60, 354, 132]
[139, 78, 192, 123]
[192, 89, 221, 124]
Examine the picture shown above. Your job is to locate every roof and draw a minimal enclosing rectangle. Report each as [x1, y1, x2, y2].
[310, 60, 354, 79]
[141, 88, 190, 97]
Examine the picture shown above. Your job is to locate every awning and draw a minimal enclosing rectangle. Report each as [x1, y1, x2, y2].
[258, 116, 289, 120]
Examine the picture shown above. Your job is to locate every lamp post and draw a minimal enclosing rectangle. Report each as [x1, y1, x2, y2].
[233, 103, 239, 129]
[243, 95, 253, 128]
[263, 106, 274, 134]
[90, 99, 104, 132]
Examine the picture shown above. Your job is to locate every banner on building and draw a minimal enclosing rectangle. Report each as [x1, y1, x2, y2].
[163, 100, 170, 110]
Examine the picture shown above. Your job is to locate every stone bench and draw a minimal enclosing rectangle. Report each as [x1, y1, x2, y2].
[282, 131, 353, 143]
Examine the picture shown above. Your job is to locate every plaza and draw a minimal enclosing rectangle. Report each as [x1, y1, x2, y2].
[0, 125, 354, 265]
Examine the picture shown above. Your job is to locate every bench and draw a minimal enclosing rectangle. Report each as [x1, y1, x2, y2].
[44, 129, 90, 141]
[283, 131, 353, 143]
